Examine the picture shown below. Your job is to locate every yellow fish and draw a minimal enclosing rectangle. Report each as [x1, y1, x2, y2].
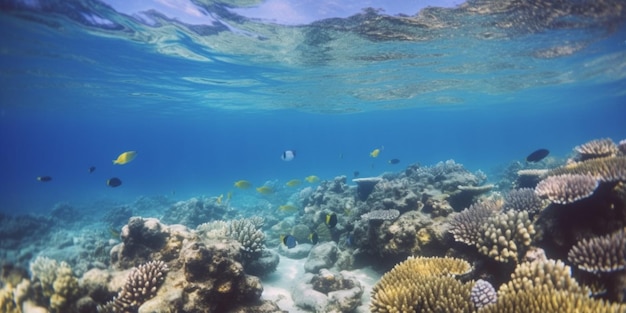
[278, 204, 298, 212]
[113, 151, 137, 165]
[216, 194, 223, 205]
[226, 191, 232, 201]
[256, 186, 274, 195]
[234, 180, 252, 189]
[285, 179, 302, 187]
[370, 148, 380, 158]
[305, 175, 320, 183]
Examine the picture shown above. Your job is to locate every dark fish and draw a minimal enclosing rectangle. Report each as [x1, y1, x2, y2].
[281, 235, 297, 249]
[309, 232, 319, 245]
[353, 171, 360, 178]
[281, 150, 296, 161]
[107, 177, 122, 187]
[37, 176, 52, 182]
[326, 213, 337, 228]
[388, 158, 400, 164]
[88, 166, 96, 173]
[526, 149, 549, 162]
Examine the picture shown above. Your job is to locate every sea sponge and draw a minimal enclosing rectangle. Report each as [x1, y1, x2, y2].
[547, 156, 626, 183]
[503, 188, 547, 216]
[227, 218, 265, 256]
[534, 174, 599, 204]
[360, 209, 400, 221]
[449, 199, 500, 246]
[574, 138, 619, 161]
[97, 260, 168, 313]
[476, 210, 535, 263]
[567, 227, 626, 273]
[370, 256, 473, 313]
[470, 279, 497, 309]
[498, 259, 588, 297]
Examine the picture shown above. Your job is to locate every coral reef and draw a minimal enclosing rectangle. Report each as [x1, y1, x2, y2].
[476, 210, 535, 263]
[162, 197, 231, 228]
[227, 218, 266, 257]
[515, 169, 549, 188]
[535, 174, 599, 204]
[30, 256, 81, 312]
[449, 200, 500, 246]
[568, 227, 626, 273]
[574, 138, 619, 161]
[547, 156, 626, 183]
[619, 139, 626, 155]
[370, 256, 473, 313]
[360, 209, 400, 221]
[304, 242, 339, 273]
[97, 260, 168, 313]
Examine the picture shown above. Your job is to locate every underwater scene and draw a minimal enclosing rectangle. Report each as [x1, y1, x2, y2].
[1, 0, 626, 312]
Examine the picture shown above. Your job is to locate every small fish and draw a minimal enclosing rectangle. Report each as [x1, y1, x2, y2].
[281, 235, 297, 249]
[388, 158, 400, 164]
[37, 176, 52, 182]
[226, 191, 232, 201]
[256, 186, 274, 195]
[281, 150, 296, 161]
[278, 204, 298, 212]
[309, 232, 319, 245]
[216, 194, 223, 205]
[325, 213, 338, 228]
[353, 171, 360, 178]
[305, 175, 320, 183]
[526, 149, 549, 162]
[88, 166, 96, 173]
[285, 179, 302, 187]
[106, 177, 122, 187]
[113, 151, 137, 165]
[234, 180, 252, 189]
[109, 227, 120, 239]
[370, 148, 380, 158]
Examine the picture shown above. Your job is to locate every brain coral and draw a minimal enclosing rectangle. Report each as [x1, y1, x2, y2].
[567, 227, 626, 273]
[370, 256, 473, 313]
[534, 174, 599, 204]
[574, 138, 619, 161]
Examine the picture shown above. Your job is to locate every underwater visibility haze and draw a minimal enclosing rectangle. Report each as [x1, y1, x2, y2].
[1, 0, 626, 312]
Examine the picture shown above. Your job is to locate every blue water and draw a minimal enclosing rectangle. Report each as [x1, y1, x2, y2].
[1, 1, 625, 214]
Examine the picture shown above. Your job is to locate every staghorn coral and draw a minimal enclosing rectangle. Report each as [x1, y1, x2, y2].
[226, 218, 265, 257]
[503, 188, 547, 216]
[547, 156, 626, 183]
[360, 209, 400, 221]
[476, 210, 535, 263]
[498, 259, 588, 296]
[449, 200, 500, 246]
[534, 174, 599, 204]
[97, 260, 168, 313]
[370, 256, 473, 313]
[567, 227, 626, 273]
[574, 138, 619, 161]
[470, 279, 497, 309]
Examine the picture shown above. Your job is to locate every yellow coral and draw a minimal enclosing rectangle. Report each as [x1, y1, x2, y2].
[370, 257, 473, 313]
[498, 259, 589, 297]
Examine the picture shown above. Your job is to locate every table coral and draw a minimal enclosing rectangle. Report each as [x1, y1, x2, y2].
[574, 138, 619, 161]
[502, 188, 547, 216]
[547, 156, 626, 183]
[535, 174, 599, 204]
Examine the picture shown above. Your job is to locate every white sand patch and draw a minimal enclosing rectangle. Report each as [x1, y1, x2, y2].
[261, 249, 383, 313]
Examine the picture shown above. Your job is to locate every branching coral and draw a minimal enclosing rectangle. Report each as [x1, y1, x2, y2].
[470, 279, 497, 309]
[449, 200, 500, 246]
[30, 256, 80, 312]
[574, 138, 619, 161]
[479, 259, 625, 313]
[567, 227, 626, 273]
[503, 188, 547, 215]
[476, 210, 535, 263]
[370, 256, 473, 313]
[227, 218, 265, 256]
[98, 260, 168, 313]
[360, 209, 400, 221]
[534, 174, 599, 204]
[196, 220, 229, 240]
